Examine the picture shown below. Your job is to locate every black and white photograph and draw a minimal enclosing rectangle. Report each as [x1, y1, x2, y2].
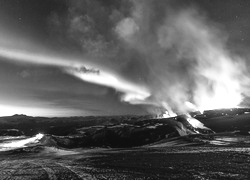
[0, 0, 250, 179]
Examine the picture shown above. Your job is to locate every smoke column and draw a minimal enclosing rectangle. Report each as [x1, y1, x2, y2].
[158, 9, 249, 112]
[115, 2, 250, 115]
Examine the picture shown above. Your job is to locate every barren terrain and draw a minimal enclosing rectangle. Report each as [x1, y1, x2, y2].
[1, 146, 250, 180]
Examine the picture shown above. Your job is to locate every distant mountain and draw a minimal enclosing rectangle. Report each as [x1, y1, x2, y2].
[196, 108, 250, 133]
[0, 114, 154, 136]
[1, 108, 250, 149]
[39, 115, 215, 148]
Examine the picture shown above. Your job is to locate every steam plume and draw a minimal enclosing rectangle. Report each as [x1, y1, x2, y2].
[116, 2, 250, 114]
[158, 9, 249, 112]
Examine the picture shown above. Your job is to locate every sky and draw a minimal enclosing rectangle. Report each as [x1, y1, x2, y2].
[0, 0, 250, 117]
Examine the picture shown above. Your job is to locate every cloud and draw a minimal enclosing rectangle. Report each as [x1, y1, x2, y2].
[156, 8, 249, 112]
[0, 46, 151, 107]
[65, 66, 150, 104]
[19, 70, 30, 78]
[112, 1, 250, 114]
[1, 0, 249, 116]
[115, 17, 139, 40]
[48, 0, 129, 59]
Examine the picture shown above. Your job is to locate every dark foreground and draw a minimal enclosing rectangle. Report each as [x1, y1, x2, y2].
[1, 146, 250, 180]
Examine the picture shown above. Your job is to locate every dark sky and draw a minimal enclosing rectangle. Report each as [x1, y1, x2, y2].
[0, 0, 249, 117]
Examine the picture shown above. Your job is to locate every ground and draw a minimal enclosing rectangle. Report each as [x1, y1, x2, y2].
[0, 146, 250, 180]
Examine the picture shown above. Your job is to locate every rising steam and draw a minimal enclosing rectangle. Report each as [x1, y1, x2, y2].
[157, 9, 249, 113]
[116, 3, 250, 115]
